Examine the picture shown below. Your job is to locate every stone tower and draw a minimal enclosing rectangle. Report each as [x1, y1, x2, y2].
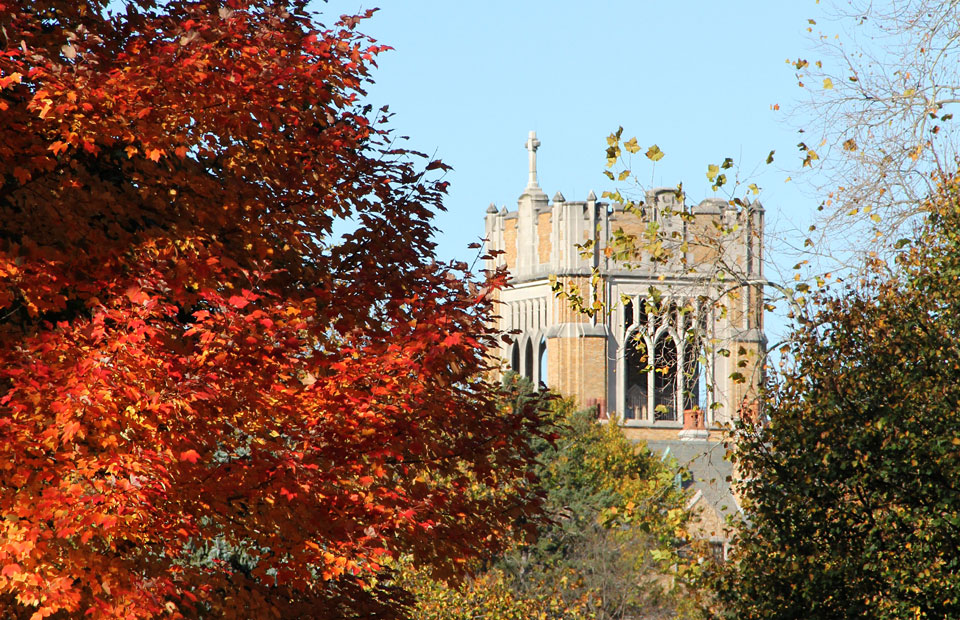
[484, 132, 765, 444]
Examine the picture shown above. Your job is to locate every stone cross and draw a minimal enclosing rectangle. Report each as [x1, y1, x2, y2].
[525, 130, 540, 189]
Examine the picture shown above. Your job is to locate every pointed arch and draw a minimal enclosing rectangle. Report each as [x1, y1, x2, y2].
[653, 333, 678, 421]
[624, 327, 650, 421]
[681, 310, 707, 414]
[524, 338, 534, 380]
[538, 336, 548, 388]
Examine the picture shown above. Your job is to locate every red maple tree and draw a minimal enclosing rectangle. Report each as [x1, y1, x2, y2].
[0, 2, 543, 618]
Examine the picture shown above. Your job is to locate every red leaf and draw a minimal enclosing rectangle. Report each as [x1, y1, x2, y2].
[125, 286, 149, 304]
[1, 563, 20, 577]
[179, 449, 200, 464]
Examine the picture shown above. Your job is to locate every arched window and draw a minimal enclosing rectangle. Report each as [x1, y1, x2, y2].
[682, 336, 700, 413]
[653, 334, 678, 421]
[680, 307, 708, 415]
[510, 342, 520, 374]
[622, 297, 708, 424]
[624, 331, 648, 421]
[538, 337, 548, 387]
[524, 338, 534, 380]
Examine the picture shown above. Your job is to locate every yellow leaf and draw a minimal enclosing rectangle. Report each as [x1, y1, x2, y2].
[623, 137, 640, 154]
[645, 144, 664, 162]
[823, 77, 833, 89]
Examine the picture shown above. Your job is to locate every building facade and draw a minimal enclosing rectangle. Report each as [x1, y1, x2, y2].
[484, 132, 765, 445]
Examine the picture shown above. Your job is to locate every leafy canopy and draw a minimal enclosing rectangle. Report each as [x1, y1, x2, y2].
[717, 173, 960, 619]
[0, 2, 545, 618]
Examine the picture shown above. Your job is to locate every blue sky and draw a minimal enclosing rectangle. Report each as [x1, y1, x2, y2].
[314, 1, 828, 343]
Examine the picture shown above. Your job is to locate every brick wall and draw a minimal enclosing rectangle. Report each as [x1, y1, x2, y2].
[503, 219, 517, 271]
[537, 211, 551, 265]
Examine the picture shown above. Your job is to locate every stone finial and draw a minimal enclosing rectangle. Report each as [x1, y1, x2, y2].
[751, 200, 766, 213]
[499, 206, 508, 215]
[525, 130, 541, 189]
[553, 191, 565, 203]
[486, 202, 498, 214]
[587, 190, 597, 201]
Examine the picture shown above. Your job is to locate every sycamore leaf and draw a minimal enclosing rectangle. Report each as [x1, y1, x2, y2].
[645, 144, 664, 161]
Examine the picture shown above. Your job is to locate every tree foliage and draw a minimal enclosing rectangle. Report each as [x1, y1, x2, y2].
[410, 380, 706, 620]
[0, 2, 546, 618]
[716, 173, 960, 618]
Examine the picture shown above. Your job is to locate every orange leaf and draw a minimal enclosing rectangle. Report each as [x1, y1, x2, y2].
[179, 449, 200, 463]
[125, 286, 149, 304]
[1, 564, 20, 577]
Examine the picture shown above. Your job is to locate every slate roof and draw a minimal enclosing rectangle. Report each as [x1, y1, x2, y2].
[644, 439, 740, 523]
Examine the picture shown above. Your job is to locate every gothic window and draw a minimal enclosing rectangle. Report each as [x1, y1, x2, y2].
[538, 337, 548, 387]
[510, 342, 520, 374]
[524, 338, 534, 380]
[622, 298, 705, 424]
[653, 334, 678, 421]
[625, 332, 648, 421]
[681, 313, 706, 413]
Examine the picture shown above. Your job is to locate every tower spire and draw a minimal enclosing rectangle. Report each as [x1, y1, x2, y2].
[525, 130, 541, 189]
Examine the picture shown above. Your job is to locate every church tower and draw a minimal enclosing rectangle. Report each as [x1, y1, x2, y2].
[484, 132, 765, 444]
